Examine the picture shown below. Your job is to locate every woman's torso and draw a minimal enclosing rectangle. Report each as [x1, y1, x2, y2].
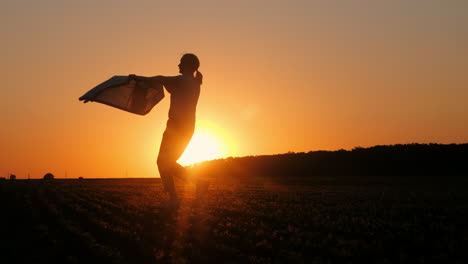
[166, 75, 200, 125]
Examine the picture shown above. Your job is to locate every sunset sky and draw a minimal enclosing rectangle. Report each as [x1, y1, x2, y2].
[2, 0, 467, 179]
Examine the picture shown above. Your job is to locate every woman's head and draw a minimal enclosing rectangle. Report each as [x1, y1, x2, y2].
[179, 53, 202, 84]
[179, 53, 200, 74]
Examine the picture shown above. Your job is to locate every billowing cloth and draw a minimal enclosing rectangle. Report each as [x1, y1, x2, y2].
[79, 76, 164, 115]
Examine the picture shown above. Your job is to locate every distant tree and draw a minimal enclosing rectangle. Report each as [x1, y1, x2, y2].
[9, 174, 16, 180]
[188, 143, 468, 181]
[78, 177, 84, 180]
[43, 173, 54, 180]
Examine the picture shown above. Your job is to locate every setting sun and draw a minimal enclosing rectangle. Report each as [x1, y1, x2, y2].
[178, 121, 235, 166]
[178, 133, 221, 165]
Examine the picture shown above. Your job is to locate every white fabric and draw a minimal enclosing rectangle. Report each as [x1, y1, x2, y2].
[79, 76, 164, 115]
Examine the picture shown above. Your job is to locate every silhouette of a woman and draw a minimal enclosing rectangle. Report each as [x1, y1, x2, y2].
[129, 54, 203, 205]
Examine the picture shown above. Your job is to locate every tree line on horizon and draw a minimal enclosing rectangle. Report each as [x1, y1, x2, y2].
[188, 143, 468, 182]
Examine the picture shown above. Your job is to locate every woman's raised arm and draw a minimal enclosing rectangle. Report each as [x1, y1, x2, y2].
[128, 75, 178, 91]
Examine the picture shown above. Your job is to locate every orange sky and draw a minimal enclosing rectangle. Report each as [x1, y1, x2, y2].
[2, 0, 468, 179]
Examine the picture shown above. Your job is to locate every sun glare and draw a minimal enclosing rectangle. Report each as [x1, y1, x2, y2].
[178, 121, 234, 166]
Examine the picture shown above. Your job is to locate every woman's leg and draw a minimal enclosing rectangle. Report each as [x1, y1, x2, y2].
[157, 124, 194, 200]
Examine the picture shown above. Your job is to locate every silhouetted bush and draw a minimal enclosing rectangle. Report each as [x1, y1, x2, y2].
[189, 143, 468, 181]
[43, 173, 54, 180]
[9, 174, 16, 180]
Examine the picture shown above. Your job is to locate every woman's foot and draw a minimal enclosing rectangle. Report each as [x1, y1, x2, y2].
[195, 179, 209, 200]
[160, 197, 180, 209]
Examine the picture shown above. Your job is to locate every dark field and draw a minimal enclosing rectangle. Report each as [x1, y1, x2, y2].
[2, 177, 468, 263]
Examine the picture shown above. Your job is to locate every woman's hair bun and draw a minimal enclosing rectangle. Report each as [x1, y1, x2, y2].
[195, 70, 203, 85]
